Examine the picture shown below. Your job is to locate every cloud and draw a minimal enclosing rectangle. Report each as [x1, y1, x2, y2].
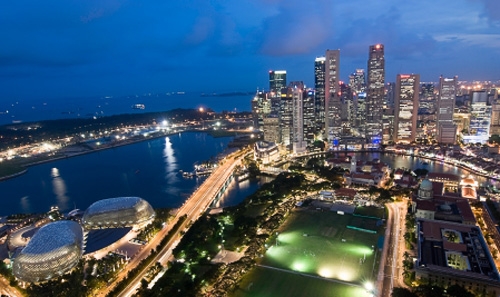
[258, 0, 334, 56]
[434, 33, 500, 49]
[473, 0, 500, 23]
[333, 6, 438, 60]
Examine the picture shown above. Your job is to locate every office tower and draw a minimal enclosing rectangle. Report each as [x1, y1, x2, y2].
[366, 44, 385, 145]
[314, 57, 326, 134]
[490, 99, 500, 136]
[464, 90, 491, 144]
[354, 92, 366, 136]
[287, 81, 307, 154]
[269, 70, 287, 96]
[394, 74, 420, 144]
[417, 83, 436, 143]
[324, 49, 341, 143]
[280, 86, 294, 151]
[339, 82, 354, 136]
[349, 69, 366, 94]
[251, 90, 270, 129]
[437, 76, 457, 144]
[263, 114, 280, 144]
[303, 89, 316, 145]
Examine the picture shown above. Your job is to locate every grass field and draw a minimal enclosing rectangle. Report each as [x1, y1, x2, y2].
[231, 266, 372, 297]
[231, 209, 383, 297]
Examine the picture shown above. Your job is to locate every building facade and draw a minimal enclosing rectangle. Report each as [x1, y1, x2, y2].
[324, 49, 341, 143]
[394, 74, 420, 144]
[366, 44, 385, 146]
[437, 76, 458, 144]
[314, 57, 326, 135]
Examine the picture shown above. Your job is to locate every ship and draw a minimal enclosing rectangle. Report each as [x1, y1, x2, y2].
[132, 104, 145, 110]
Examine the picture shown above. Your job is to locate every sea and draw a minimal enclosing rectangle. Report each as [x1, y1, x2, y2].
[0, 92, 254, 126]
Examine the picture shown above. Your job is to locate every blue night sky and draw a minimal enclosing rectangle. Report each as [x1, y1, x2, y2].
[1, 0, 499, 100]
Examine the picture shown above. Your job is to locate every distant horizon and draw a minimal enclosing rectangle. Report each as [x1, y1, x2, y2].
[1, 1, 499, 101]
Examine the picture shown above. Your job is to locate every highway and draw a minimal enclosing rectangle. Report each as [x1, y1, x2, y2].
[378, 201, 406, 297]
[103, 150, 246, 297]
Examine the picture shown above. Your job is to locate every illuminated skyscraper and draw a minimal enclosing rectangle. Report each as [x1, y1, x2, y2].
[314, 57, 326, 134]
[394, 74, 420, 144]
[324, 49, 340, 142]
[349, 69, 366, 94]
[464, 90, 491, 144]
[437, 76, 457, 144]
[287, 81, 307, 154]
[269, 70, 287, 96]
[303, 89, 316, 145]
[366, 44, 385, 145]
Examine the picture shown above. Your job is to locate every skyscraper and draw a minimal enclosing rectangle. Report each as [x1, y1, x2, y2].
[324, 49, 340, 143]
[437, 76, 457, 144]
[303, 89, 316, 145]
[366, 44, 385, 145]
[269, 70, 287, 96]
[465, 90, 491, 144]
[394, 74, 420, 144]
[349, 69, 366, 94]
[314, 57, 326, 135]
[289, 81, 307, 154]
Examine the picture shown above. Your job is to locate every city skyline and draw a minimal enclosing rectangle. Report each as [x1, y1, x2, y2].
[0, 0, 499, 101]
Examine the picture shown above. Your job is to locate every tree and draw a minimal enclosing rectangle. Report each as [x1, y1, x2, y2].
[446, 284, 474, 297]
[392, 287, 418, 297]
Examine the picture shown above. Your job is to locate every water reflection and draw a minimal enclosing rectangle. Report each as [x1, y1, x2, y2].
[51, 168, 69, 211]
[20, 196, 31, 214]
[163, 136, 180, 196]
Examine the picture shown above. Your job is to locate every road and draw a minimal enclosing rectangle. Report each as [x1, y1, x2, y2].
[0, 275, 23, 297]
[103, 150, 246, 297]
[378, 201, 406, 297]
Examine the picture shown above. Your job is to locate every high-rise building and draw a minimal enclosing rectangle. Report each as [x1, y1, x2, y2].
[324, 49, 341, 143]
[251, 90, 270, 129]
[349, 69, 366, 94]
[490, 99, 500, 136]
[280, 85, 293, 151]
[314, 57, 326, 135]
[263, 114, 280, 144]
[339, 82, 354, 136]
[303, 89, 316, 145]
[437, 76, 458, 144]
[463, 90, 491, 144]
[269, 70, 287, 96]
[366, 44, 385, 146]
[268, 70, 286, 116]
[288, 82, 307, 154]
[394, 74, 420, 144]
[269, 70, 286, 93]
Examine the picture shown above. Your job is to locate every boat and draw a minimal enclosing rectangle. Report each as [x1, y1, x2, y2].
[132, 104, 145, 110]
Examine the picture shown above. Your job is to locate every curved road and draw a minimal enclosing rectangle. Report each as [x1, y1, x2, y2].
[102, 150, 247, 297]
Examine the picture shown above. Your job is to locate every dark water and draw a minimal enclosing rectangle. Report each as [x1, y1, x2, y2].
[351, 152, 493, 186]
[0, 92, 252, 125]
[1, 146, 490, 217]
[0, 132, 262, 216]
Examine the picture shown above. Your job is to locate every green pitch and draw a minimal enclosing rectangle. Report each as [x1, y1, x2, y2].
[231, 209, 383, 297]
[232, 266, 372, 297]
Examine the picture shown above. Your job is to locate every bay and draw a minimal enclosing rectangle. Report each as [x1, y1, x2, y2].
[0, 132, 261, 216]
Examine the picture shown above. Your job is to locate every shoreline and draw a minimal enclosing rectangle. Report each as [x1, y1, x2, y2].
[0, 128, 246, 182]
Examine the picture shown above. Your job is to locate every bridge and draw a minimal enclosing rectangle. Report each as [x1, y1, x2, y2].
[107, 150, 249, 297]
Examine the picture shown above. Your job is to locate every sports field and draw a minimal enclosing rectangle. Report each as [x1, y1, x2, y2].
[232, 266, 372, 297]
[231, 209, 383, 297]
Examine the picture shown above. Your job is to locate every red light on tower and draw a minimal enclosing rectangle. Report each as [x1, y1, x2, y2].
[376, 44, 381, 49]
